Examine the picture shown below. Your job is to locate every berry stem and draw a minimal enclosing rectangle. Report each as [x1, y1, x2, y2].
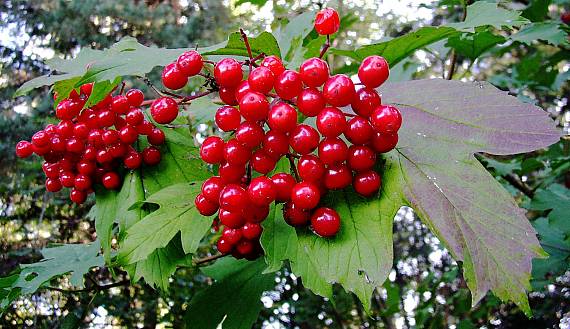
[138, 76, 165, 97]
[203, 60, 216, 65]
[286, 153, 300, 182]
[319, 34, 331, 59]
[240, 28, 255, 72]
[193, 253, 227, 266]
[119, 81, 126, 94]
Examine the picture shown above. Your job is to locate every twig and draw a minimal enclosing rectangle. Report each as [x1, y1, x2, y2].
[138, 76, 163, 97]
[193, 253, 227, 266]
[47, 280, 130, 294]
[286, 153, 300, 181]
[240, 28, 254, 72]
[503, 173, 535, 198]
[446, 3, 468, 80]
[119, 81, 126, 95]
[319, 34, 331, 59]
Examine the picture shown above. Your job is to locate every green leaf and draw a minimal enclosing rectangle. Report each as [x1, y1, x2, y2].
[260, 204, 298, 273]
[186, 96, 219, 124]
[94, 188, 119, 263]
[531, 217, 570, 290]
[185, 258, 275, 329]
[83, 77, 122, 108]
[381, 79, 560, 316]
[274, 11, 315, 64]
[522, 0, 551, 22]
[481, 157, 522, 176]
[203, 31, 280, 58]
[511, 22, 568, 46]
[446, 30, 506, 60]
[116, 171, 146, 238]
[529, 184, 570, 235]
[447, 2, 530, 32]
[117, 182, 212, 265]
[0, 275, 20, 311]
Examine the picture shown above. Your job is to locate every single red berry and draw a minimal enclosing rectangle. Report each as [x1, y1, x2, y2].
[55, 100, 75, 120]
[235, 80, 252, 103]
[109, 143, 128, 158]
[215, 106, 241, 132]
[354, 170, 381, 197]
[176, 50, 203, 76]
[119, 126, 139, 144]
[347, 145, 376, 172]
[299, 57, 329, 87]
[97, 110, 116, 128]
[222, 227, 243, 245]
[316, 107, 347, 137]
[344, 116, 374, 145]
[296, 88, 326, 117]
[297, 154, 326, 182]
[195, 193, 219, 216]
[271, 173, 296, 202]
[32, 131, 50, 147]
[124, 152, 142, 169]
[200, 136, 225, 164]
[289, 124, 319, 155]
[311, 207, 340, 237]
[284, 202, 311, 226]
[562, 12, 570, 25]
[352, 88, 381, 117]
[70, 189, 87, 204]
[314, 8, 340, 35]
[248, 66, 275, 94]
[201, 176, 224, 204]
[162, 62, 188, 90]
[126, 108, 144, 126]
[113, 115, 126, 131]
[251, 149, 276, 174]
[57, 120, 74, 138]
[102, 130, 119, 145]
[50, 136, 67, 153]
[77, 160, 96, 176]
[263, 130, 289, 159]
[102, 172, 121, 190]
[80, 83, 93, 96]
[83, 146, 97, 161]
[142, 146, 161, 165]
[219, 209, 245, 229]
[126, 89, 144, 107]
[74, 174, 92, 191]
[87, 129, 103, 146]
[15, 141, 33, 158]
[136, 121, 155, 136]
[147, 128, 165, 145]
[323, 74, 355, 107]
[224, 139, 251, 166]
[260, 55, 286, 77]
[371, 132, 398, 153]
[274, 70, 303, 100]
[324, 164, 352, 190]
[73, 122, 90, 140]
[96, 149, 112, 164]
[219, 163, 246, 184]
[291, 182, 321, 209]
[150, 97, 179, 124]
[219, 86, 238, 105]
[370, 105, 402, 134]
[268, 102, 298, 133]
[318, 137, 348, 165]
[111, 95, 130, 114]
[247, 176, 276, 206]
[239, 91, 269, 121]
[214, 58, 243, 88]
[219, 184, 248, 213]
[235, 121, 264, 148]
[217, 238, 233, 254]
[66, 137, 84, 153]
[235, 239, 255, 256]
[59, 172, 75, 188]
[45, 178, 62, 192]
[358, 55, 389, 88]
[242, 223, 262, 239]
[42, 162, 60, 178]
[243, 203, 270, 223]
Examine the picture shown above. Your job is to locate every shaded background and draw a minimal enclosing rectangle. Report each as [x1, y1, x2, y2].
[1, 0, 569, 328]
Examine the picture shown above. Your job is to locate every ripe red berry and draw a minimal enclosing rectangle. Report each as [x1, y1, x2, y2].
[124, 152, 142, 169]
[83, 146, 97, 161]
[219, 86, 238, 105]
[352, 88, 381, 117]
[214, 58, 243, 88]
[344, 116, 374, 145]
[59, 172, 75, 188]
[347, 145, 376, 172]
[57, 120, 74, 138]
[318, 137, 348, 165]
[162, 62, 188, 90]
[263, 130, 289, 159]
[271, 173, 296, 202]
[371, 132, 398, 153]
[224, 139, 251, 166]
[299, 57, 329, 87]
[215, 106, 241, 132]
[136, 121, 155, 136]
[97, 110, 116, 128]
[235, 80, 252, 103]
[201, 176, 224, 204]
[80, 83, 93, 96]
[247, 176, 276, 206]
[55, 100, 75, 120]
[87, 129, 103, 146]
[96, 149, 112, 164]
[298, 154, 326, 182]
[200, 136, 225, 164]
[74, 174, 92, 191]
[354, 170, 381, 197]
[219, 184, 248, 213]
[126, 108, 144, 126]
[70, 189, 87, 204]
[176, 50, 203, 76]
[244, 203, 270, 223]
[66, 137, 85, 153]
[251, 149, 276, 174]
[323, 74, 355, 107]
[102, 172, 121, 190]
[242, 223, 262, 239]
[77, 161, 96, 176]
[235, 121, 264, 148]
[316, 107, 347, 137]
[222, 227, 243, 245]
[150, 97, 179, 124]
[358, 55, 389, 88]
[314, 8, 340, 35]
[235, 240, 255, 256]
[45, 178, 62, 192]
[217, 238, 233, 254]
[311, 207, 340, 237]
[562, 12, 570, 25]
[15, 141, 33, 158]
[268, 102, 298, 133]
[102, 130, 119, 145]
[147, 128, 165, 145]
[219, 209, 245, 229]
[111, 95, 130, 114]
[119, 126, 139, 144]
[248, 66, 275, 94]
[239, 91, 270, 121]
[284, 202, 311, 226]
[109, 143, 127, 158]
[195, 193, 219, 216]
[126, 89, 144, 107]
[32, 131, 50, 147]
[324, 164, 352, 190]
[260, 55, 286, 77]
[296, 88, 326, 117]
[142, 146, 161, 165]
[291, 182, 321, 209]
[50, 136, 67, 152]
[219, 163, 246, 184]
[274, 70, 303, 100]
[370, 105, 402, 134]
[289, 124, 319, 155]
[72, 123, 89, 140]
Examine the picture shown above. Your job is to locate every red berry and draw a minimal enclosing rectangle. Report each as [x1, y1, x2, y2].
[299, 57, 329, 87]
[371, 132, 398, 153]
[60, 172, 75, 188]
[284, 202, 311, 226]
[251, 150, 276, 174]
[66, 137, 84, 153]
[15, 141, 33, 158]
[219, 86, 238, 105]
[236, 239, 255, 256]
[97, 110, 116, 128]
[217, 238, 233, 254]
[324, 164, 352, 190]
[239, 91, 269, 121]
[50, 136, 67, 152]
[219, 184, 248, 213]
[358, 55, 389, 88]
[102, 172, 121, 190]
[70, 189, 87, 204]
[289, 124, 319, 155]
[96, 149, 112, 164]
[176, 50, 203, 76]
[291, 182, 321, 209]
[297, 154, 326, 182]
[260, 55, 285, 77]
[109, 143, 127, 158]
[150, 97, 179, 124]
[247, 176, 276, 206]
[32, 131, 50, 147]
[235, 80, 252, 103]
[201, 176, 224, 204]
[87, 129, 103, 146]
[316, 107, 347, 137]
[224, 139, 251, 166]
[215, 106, 241, 132]
[271, 173, 296, 202]
[126, 89, 144, 107]
[32, 143, 51, 156]
[195, 193, 219, 216]
[268, 102, 298, 133]
[200, 136, 225, 164]
[219, 209, 245, 229]
[214, 58, 243, 88]
[77, 160, 96, 175]
[323, 74, 355, 107]
[111, 95, 130, 114]
[57, 120, 74, 138]
[80, 83, 93, 96]
[311, 207, 340, 237]
[242, 223, 262, 239]
[353, 170, 381, 197]
[102, 130, 119, 145]
[352, 88, 381, 117]
[45, 178, 62, 192]
[162, 62, 188, 90]
[136, 121, 155, 136]
[314, 8, 340, 35]
[73, 123, 90, 139]
[562, 12, 570, 25]
[274, 70, 303, 100]
[370, 105, 402, 134]
[235, 121, 264, 148]
[83, 146, 97, 161]
[248, 66, 275, 94]
[74, 174, 92, 191]
[296, 88, 326, 117]
[344, 116, 374, 145]
[222, 227, 243, 245]
[55, 100, 75, 120]
[119, 126, 139, 144]
[142, 146, 161, 165]
[126, 108, 144, 126]
[147, 128, 165, 145]
[347, 145, 376, 172]
[219, 163, 246, 184]
[124, 152, 142, 169]
[263, 131, 289, 159]
[318, 137, 348, 165]
[244, 203, 270, 223]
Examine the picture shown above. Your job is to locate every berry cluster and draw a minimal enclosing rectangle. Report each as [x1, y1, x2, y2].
[15, 85, 178, 204]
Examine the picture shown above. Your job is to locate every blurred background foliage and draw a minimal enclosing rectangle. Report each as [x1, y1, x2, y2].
[0, 0, 569, 328]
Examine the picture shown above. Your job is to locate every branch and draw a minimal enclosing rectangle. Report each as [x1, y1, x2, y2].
[193, 253, 227, 265]
[47, 279, 130, 294]
[503, 173, 535, 198]
[319, 34, 331, 59]
[446, 2, 468, 80]
[286, 153, 300, 181]
[240, 28, 254, 72]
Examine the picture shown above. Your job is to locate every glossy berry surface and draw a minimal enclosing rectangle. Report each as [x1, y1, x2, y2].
[291, 182, 321, 209]
[311, 207, 341, 237]
[247, 176, 276, 206]
[323, 74, 356, 107]
[297, 155, 325, 182]
[195, 194, 219, 216]
[214, 58, 243, 88]
[299, 57, 329, 87]
[248, 66, 275, 94]
[284, 202, 311, 226]
[370, 105, 402, 134]
[274, 70, 303, 100]
[289, 124, 319, 155]
[260, 55, 286, 76]
[162, 63, 188, 90]
[268, 103, 298, 133]
[271, 173, 296, 202]
[353, 170, 381, 197]
[314, 8, 340, 35]
[150, 97, 179, 124]
[316, 107, 347, 137]
[200, 136, 225, 164]
[296, 88, 325, 117]
[176, 50, 203, 76]
[352, 88, 381, 117]
[358, 55, 389, 88]
[239, 92, 270, 122]
[318, 137, 348, 165]
[344, 116, 374, 145]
